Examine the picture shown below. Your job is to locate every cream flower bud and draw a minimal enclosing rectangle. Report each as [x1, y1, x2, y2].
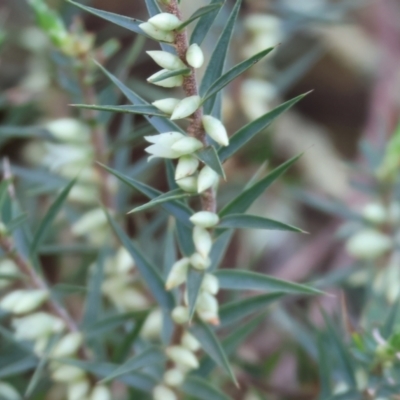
[186, 44, 204, 68]
[171, 137, 203, 155]
[46, 118, 90, 143]
[12, 312, 65, 340]
[193, 226, 212, 258]
[362, 203, 387, 225]
[164, 368, 185, 387]
[52, 365, 86, 383]
[90, 385, 111, 400]
[148, 13, 181, 31]
[153, 385, 177, 400]
[34, 337, 49, 357]
[144, 132, 185, 160]
[141, 309, 163, 340]
[0, 382, 21, 400]
[71, 208, 108, 237]
[181, 331, 201, 352]
[147, 70, 184, 88]
[139, 22, 174, 43]
[190, 211, 219, 228]
[171, 96, 202, 120]
[67, 379, 90, 400]
[176, 176, 198, 193]
[175, 155, 199, 180]
[147, 51, 186, 70]
[166, 346, 199, 369]
[0, 259, 18, 290]
[197, 292, 219, 325]
[52, 332, 83, 358]
[202, 115, 229, 146]
[171, 306, 189, 324]
[346, 229, 392, 260]
[202, 273, 219, 295]
[166, 258, 190, 290]
[114, 246, 134, 274]
[197, 165, 219, 193]
[190, 252, 211, 270]
[0, 289, 48, 315]
[152, 98, 181, 114]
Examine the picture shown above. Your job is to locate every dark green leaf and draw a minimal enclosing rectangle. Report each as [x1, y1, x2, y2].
[219, 154, 301, 217]
[182, 376, 232, 400]
[383, 298, 400, 338]
[176, 221, 195, 256]
[29, 178, 76, 256]
[209, 230, 233, 271]
[67, 1, 146, 36]
[100, 347, 165, 383]
[318, 335, 332, 400]
[190, 320, 237, 386]
[6, 214, 28, 233]
[197, 146, 225, 178]
[149, 68, 190, 83]
[0, 126, 51, 140]
[219, 94, 309, 162]
[219, 293, 283, 326]
[215, 270, 323, 295]
[128, 189, 192, 214]
[190, 0, 226, 46]
[219, 213, 305, 232]
[199, 0, 242, 114]
[0, 356, 37, 379]
[106, 211, 175, 311]
[328, 391, 362, 400]
[70, 104, 167, 117]
[187, 269, 205, 322]
[202, 47, 274, 104]
[178, 3, 223, 30]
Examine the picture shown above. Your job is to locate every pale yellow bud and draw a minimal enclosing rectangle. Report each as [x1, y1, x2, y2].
[148, 13, 181, 31]
[346, 229, 392, 260]
[67, 380, 90, 400]
[147, 70, 184, 88]
[181, 331, 201, 352]
[190, 252, 211, 270]
[0, 259, 18, 290]
[51, 365, 86, 382]
[147, 51, 186, 70]
[0, 289, 48, 315]
[0, 382, 21, 400]
[171, 306, 190, 324]
[166, 258, 190, 290]
[197, 165, 219, 193]
[171, 137, 203, 155]
[186, 44, 204, 68]
[52, 332, 83, 358]
[153, 385, 177, 400]
[197, 292, 219, 325]
[193, 226, 212, 258]
[175, 155, 199, 180]
[166, 346, 199, 369]
[141, 309, 163, 340]
[201, 274, 219, 295]
[164, 368, 185, 387]
[89, 385, 111, 400]
[176, 176, 198, 193]
[152, 98, 181, 114]
[190, 211, 219, 228]
[362, 203, 387, 225]
[170, 96, 201, 121]
[202, 115, 229, 146]
[71, 208, 108, 237]
[46, 118, 90, 143]
[139, 22, 174, 42]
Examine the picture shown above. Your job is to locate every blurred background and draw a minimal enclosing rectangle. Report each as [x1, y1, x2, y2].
[1, 0, 400, 398]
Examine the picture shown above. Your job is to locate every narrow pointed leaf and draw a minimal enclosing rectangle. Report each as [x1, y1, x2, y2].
[176, 222, 195, 256]
[219, 293, 283, 326]
[29, 178, 76, 256]
[190, 320, 238, 386]
[106, 211, 175, 311]
[67, 1, 146, 36]
[187, 269, 205, 321]
[71, 104, 167, 117]
[215, 270, 323, 295]
[209, 229, 233, 271]
[95, 61, 184, 134]
[182, 376, 232, 400]
[219, 154, 301, 217]
[149, 68, 190, 83]
[6, 214, 28, 233]
[383, 298, 400, 338]
[219, 93, 309, 162]
[100, 163, 192, 225]
[219, 214, 305, 232]
[202, 47, 274, 103]
[100, 347, 165, 383]
[197, 146, 225, 178]
[144, 0, 161, 16]
[318, 335, 332, 400]
[199, 0, 242, 114]
[128, 189, 192, 214]
[0, 356, 37, 379]
[191, 0, 226, 45]
[178, 3, 223, 30]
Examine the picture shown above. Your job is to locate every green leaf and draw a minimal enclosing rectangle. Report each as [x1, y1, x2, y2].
[0, 179, 10, 210]
[176, 222, 195, 256]
[209, 230, 233, 271]
[100, 347, 165, 383]
[318, 335, 332, 400]
[178, 3, 223, 30]
[190, 320, 238, 386]
[197, 146, 225, 178]
[70, 104, 168, 117]
[219, 293, 283, 326]
[0, 356, 37, 379]
[215, 270, 323, 295]
[219, 94, 309, 162]
[95, 61, 184, 134]
[383, 298, 400, 338]
[190, 0, 226, 46]
[199, 0, 242, 115]
[144, 0, 161, 16]
[202, 47, 274, 106]
[106, 211, 175, 311]
[219, 154, 301, 217]
[67, 1, 146, 36]
[149, 68, 190, 83]
[181, 376, 232, 400]
[328, 391, 362, 400]
[6, 214, 28, 233]
[187, 269, 205, 322]
[100, 163, 192, 226]
[128, 189, 192, 214]
[29, 178, 76, 256]
[219, 213, 305, 232]
[0, 126, 51, 140]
